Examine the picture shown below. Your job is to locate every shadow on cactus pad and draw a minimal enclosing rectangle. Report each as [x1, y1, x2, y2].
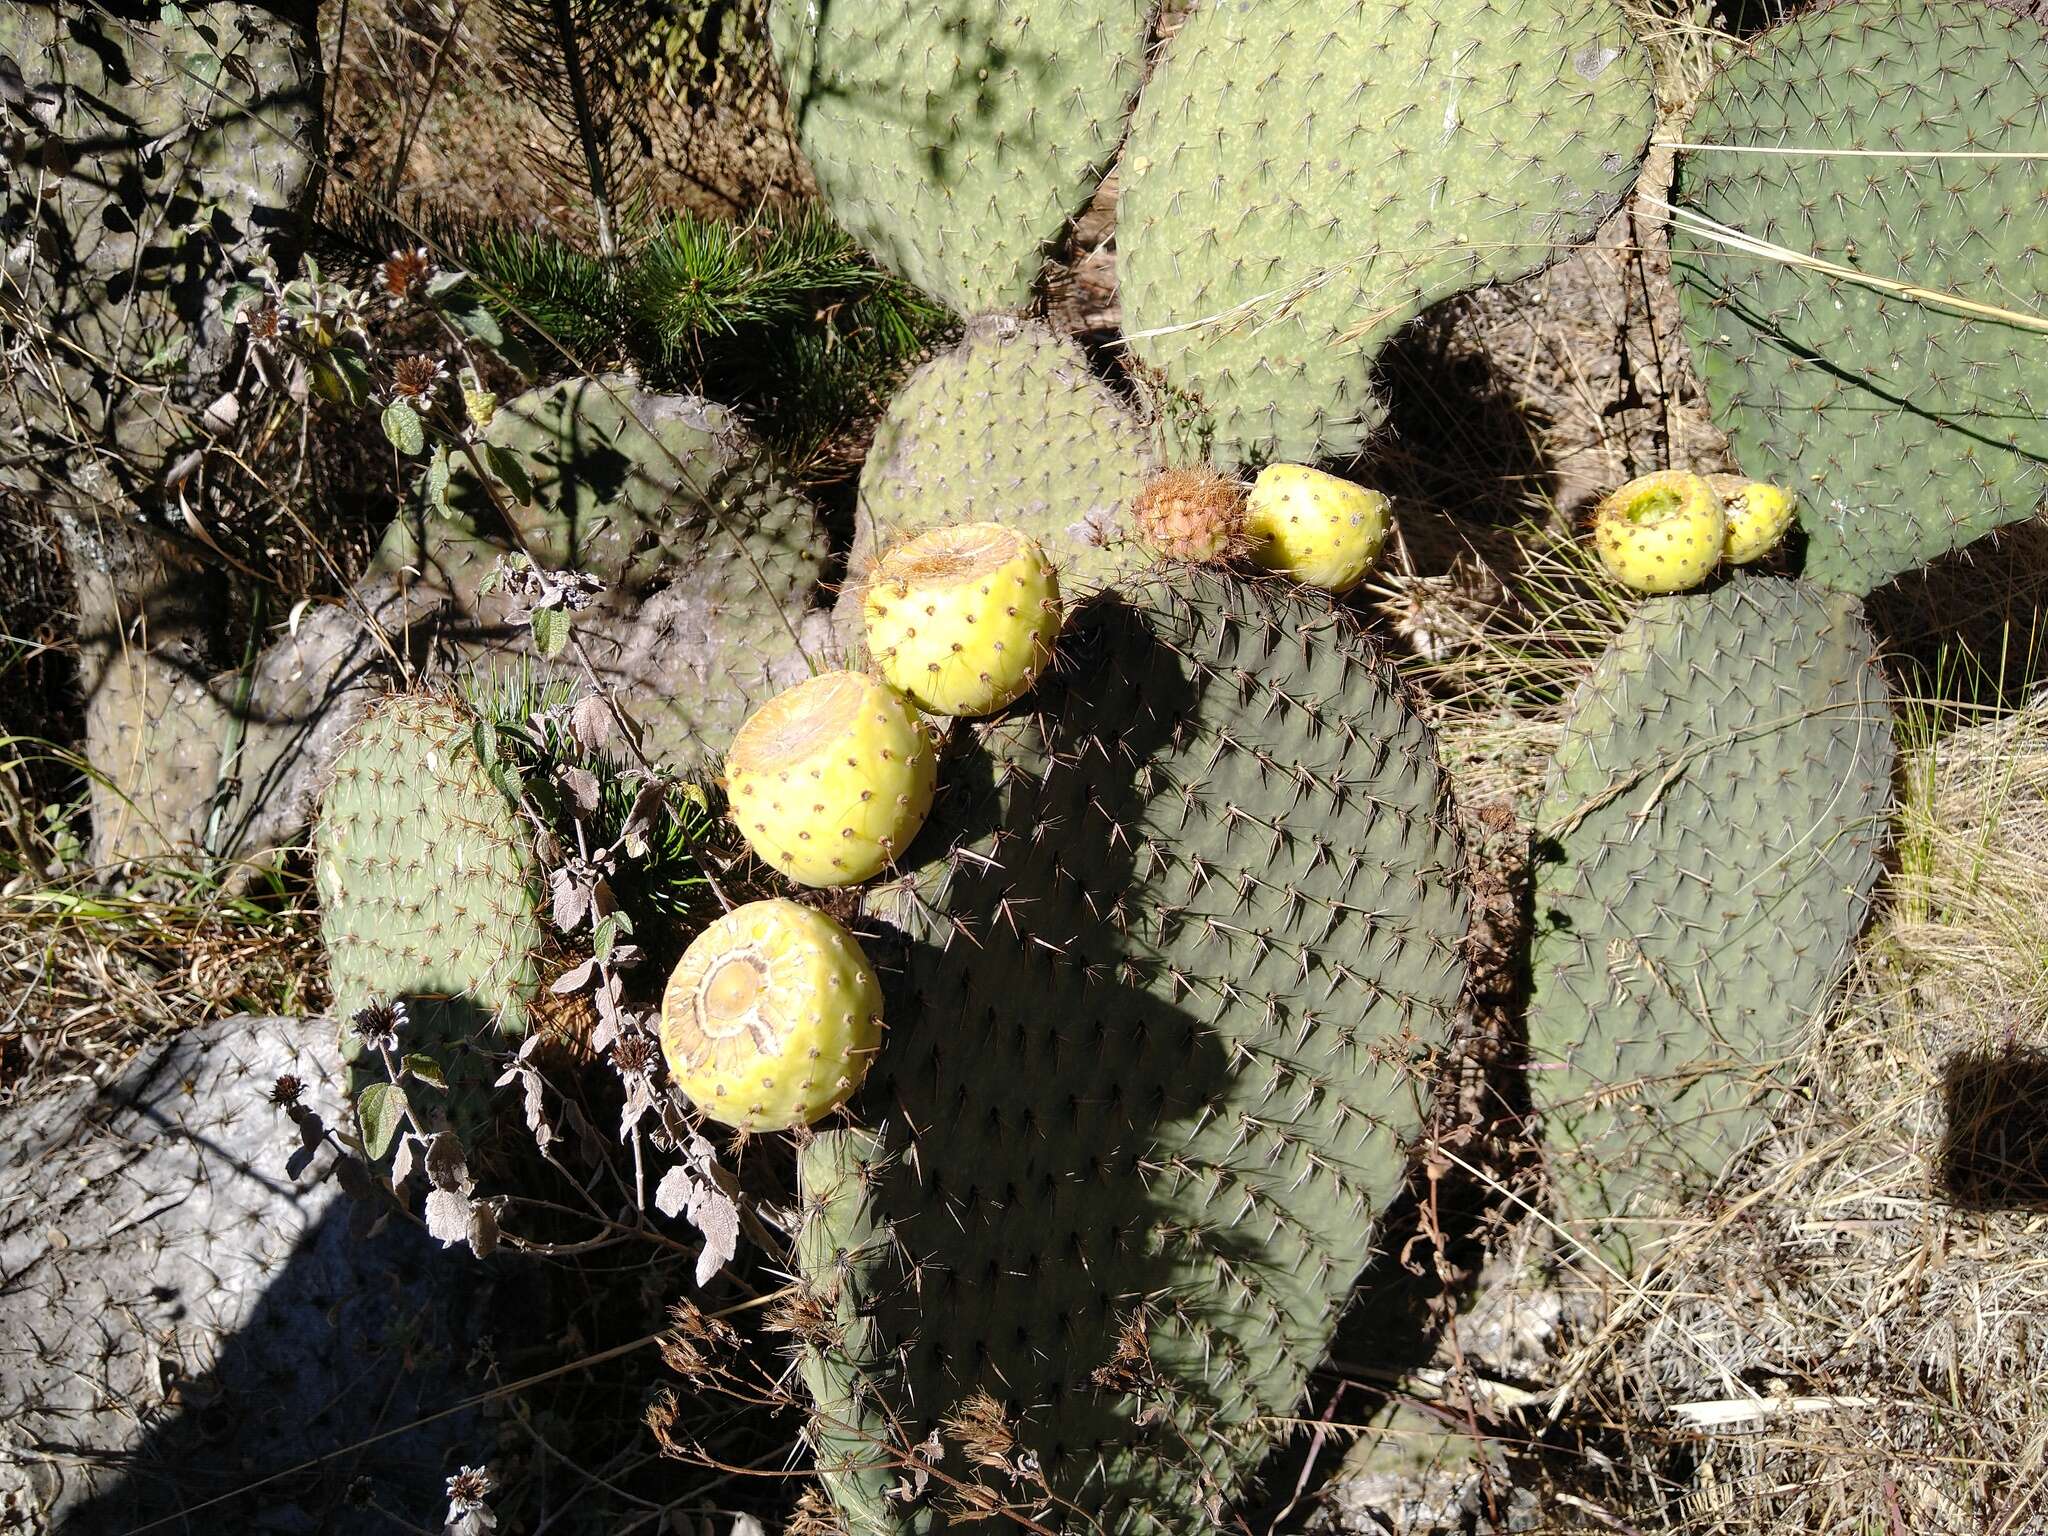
[796, 573, 1470, 1532]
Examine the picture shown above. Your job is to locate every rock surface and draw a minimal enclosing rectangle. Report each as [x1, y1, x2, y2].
[0, 1016, 510, 1533]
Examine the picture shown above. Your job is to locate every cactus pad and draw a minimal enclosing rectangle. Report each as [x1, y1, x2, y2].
[316, 693, 543, 1056]
[1526, 578, 1894, 1271]
[375, 376, 829, 768]
[796, 573, 1470, 1532]
[843, 319, 1157, 643]
[1118, 0, 1657, 467]
[767, 0, 1152, 315]
[1671, 0, 2048, 595]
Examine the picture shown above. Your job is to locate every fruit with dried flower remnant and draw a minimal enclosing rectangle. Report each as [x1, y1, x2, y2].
[661, 899, 883, 1132]
[1132, 466, 1247, 563]
[862, 523, 1062, 718]
[1590, 471, 1726, 594]
[725, 671, 937, 887]
[1709, 474, 1797, 565]
[1244, 464, 1392, 593]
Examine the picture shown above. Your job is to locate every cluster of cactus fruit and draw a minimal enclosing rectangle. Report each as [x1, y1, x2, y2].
[1589, 469, 1798, 593]
[293, 0, 2046, 1527]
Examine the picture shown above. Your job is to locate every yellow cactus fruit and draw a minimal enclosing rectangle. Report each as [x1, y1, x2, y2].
[1132, 466, 1248, 562]
[1590, 471, 1727, 594]
[726, 671, 937, 888]
[1708, 474, 1797, 565]
[1243, 464, 1392, 593]
[660, 899, 883, 1132]
[861, 523, 1062, 718]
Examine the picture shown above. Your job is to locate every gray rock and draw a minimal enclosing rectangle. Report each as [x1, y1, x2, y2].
[0, 1015, 513, 1533]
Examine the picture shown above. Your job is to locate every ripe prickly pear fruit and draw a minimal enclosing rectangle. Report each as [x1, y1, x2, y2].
[660, 899, 883, 1132]
[861, 523, 1062, 719]
[726, 671, 937, 888]
[1709, 474, 1797, 565]
[1244, 464, 1392, 593]
[1590, 471, 1726, 594]
[1132, 466, 1247, 563]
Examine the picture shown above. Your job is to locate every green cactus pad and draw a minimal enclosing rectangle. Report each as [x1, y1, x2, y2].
[374, 375, 829, 768]
[315, 693, 544, 1140]
[1118, 0, 1657, 467]
[797, 572, 1470, 1532]
[315, 693, 544, 1036]
[1671, 0, 2048, 595]
[1527, 578, 1894, 1273]
[840, 318, 1155, 644]
[0, 0, 321, 473]
[768, 0, 1151, 315]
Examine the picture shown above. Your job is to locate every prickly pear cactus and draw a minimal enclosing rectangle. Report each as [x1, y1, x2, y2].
[1672, 0, 2048, 595]
[796, 573, 1470, 1533]
[315, 694, 543, 1121]
[841, 318, 1155, 643]
[1119, 0, 1657, 466]
[0, 0, 322, 473]
[375, 375, 831, 768]
[2, 0, 323, 866]
[1526, 578, 1894, 1272]
[767, 0, 1152, 316]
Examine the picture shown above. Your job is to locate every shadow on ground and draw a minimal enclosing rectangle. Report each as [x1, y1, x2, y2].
[1941, 1048, 2048, 1212]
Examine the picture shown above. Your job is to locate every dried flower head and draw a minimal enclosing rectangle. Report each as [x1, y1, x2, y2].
[444, 1464, 497, 1532]
[658, 1298, 739, 1386]
[269, 1074, 306, 1108]
[786, 1487, 841, 1536]
[351, 1000, 407, 1055]
[645, 1388, 689, 1458]
[237, 295, 288, 342]
[937, 1482, 1004, 1524]
[1089, 1308, 1158, 1396]
[611, 1033, 657, 1081]
[445, 1465, 492, 1509]
[941, 1390, 1018, 1470]
[390, 354, 449, 403]
[379, 246, 434, 305]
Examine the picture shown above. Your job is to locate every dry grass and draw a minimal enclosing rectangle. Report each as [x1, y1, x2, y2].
[325, 0, 808, 235]
[0, 827, 326, 1104]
